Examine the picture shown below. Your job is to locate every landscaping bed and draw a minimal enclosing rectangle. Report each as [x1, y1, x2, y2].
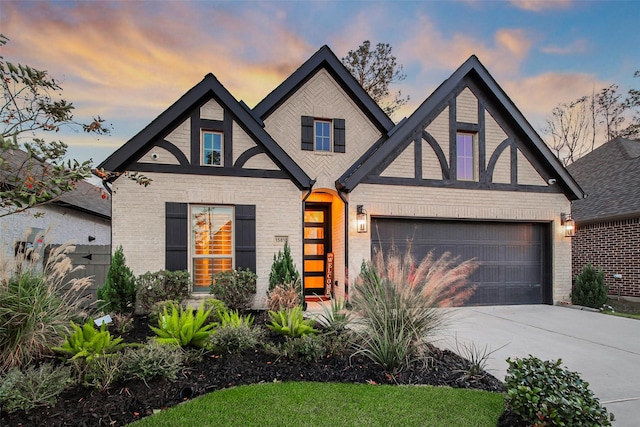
[1, 315, 505, 427]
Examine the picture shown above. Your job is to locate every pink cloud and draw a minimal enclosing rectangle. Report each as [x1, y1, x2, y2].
[509, 0, 573, 12]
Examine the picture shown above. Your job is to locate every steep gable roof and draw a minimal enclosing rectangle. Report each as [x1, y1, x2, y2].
[567, 137, 640, 223]
[336, 55, 584, 201]
[98, 73, 312, 190]
[253, 45, 395, 135]
[1, 148, 110, 219]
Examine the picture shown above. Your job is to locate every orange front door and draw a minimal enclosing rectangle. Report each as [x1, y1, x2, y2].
[303, 203, 331, 296]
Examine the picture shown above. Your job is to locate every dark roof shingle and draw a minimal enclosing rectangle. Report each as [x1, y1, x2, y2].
[567, 137, 640, 223]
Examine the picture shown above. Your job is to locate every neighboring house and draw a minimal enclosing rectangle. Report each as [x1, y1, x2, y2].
[1, 148, 111, 274]
[567, 137, 640, 299]
[98, 45, 583, 307]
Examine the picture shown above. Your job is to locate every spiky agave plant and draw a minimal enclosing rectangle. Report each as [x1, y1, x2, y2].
[351, 247, 477, 373]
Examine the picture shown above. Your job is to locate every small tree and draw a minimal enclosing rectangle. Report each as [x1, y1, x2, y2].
[98, 246, 136, 313]
[268, 241, 300, 291]
[342, 40, 409, 117]
[571, 263, 608, 309]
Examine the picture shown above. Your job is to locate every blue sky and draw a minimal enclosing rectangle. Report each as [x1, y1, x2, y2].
[1, 0, 638, 166]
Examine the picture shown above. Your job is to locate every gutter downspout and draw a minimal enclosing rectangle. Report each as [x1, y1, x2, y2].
[337, 189, 349, 303]
[301, 180, 316, 309]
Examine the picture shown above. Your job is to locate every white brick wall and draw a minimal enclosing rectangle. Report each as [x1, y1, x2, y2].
[457, 88, 478, 123]
[111, 173, 303, 307]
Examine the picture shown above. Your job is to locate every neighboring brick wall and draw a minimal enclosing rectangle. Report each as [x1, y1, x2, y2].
[572, 217, 640, 298]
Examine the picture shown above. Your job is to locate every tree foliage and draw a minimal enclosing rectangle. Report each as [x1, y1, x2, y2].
[97, 246, 136, 314]
[342, 40, 409, 117]
[0, 34, 149, 217]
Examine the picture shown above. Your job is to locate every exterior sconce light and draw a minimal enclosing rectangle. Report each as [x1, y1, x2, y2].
[356, 205, 368, 233]
[561, 213, 575, 237]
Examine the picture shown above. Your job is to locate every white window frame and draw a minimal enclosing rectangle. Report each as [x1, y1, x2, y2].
[190, 205, 234, 292]
[201, 130, 223, 166]
[456, 132, 477, 181]
[314, 119, 332, 152]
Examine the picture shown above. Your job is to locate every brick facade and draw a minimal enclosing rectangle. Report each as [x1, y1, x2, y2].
[572, 217, 640, 298]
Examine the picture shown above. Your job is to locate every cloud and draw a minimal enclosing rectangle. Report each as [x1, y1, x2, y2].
[541, 38, 590, 55]
[400, 15, 533, 78]
[509, 0, 573, 12]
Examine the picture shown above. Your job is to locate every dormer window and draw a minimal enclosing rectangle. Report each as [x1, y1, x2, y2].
[202, 131, 223, 166]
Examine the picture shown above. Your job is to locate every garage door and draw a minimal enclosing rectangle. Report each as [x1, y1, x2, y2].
[371, 218, 550, 306]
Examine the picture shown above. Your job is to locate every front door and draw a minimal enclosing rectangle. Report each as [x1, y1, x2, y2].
[303, 203, 331, 296]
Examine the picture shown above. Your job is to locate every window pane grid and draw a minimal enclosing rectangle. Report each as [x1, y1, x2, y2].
[315, 121, 331, 151]
[202, 131, 222, 166]
[457, 133, 474, 180]
[192, 206, 233, 291]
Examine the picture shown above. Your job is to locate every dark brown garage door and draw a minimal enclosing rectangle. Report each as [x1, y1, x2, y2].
[371, 218, 550, 306]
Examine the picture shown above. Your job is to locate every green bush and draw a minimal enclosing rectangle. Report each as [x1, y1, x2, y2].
[210, 268, 257, 311]
[83, 353, 123, 391]
[150, 304, 216, 349]
[505, 355, 611, 426]
[53, 319, 127, 361]
[351, 249, 476, 373]
[203, 297, 227, 324]
[136, 270, 192, 314]
[267, 306, 318, 338]
[281, 334, 326, 362]
[0, 363, 72, 412]
[149, 300, 183, 326]
[98, 246, 136, 313]
[0, 243, 92, 373]
[122, 341, 184, 381]
[572, 263, 608, 308]
[268, 241, 300, 291]
[211, 324, 265, 354]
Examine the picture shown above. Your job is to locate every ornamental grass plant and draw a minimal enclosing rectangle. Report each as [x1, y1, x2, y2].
[351, 247, 476, 373]
[0, 242, 92, 373]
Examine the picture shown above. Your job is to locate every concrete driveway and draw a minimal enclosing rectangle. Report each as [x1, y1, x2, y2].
[437, 305, 640, 427]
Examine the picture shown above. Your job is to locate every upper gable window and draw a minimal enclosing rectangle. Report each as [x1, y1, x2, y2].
[202, 131, 223, 166]
[456, 132, 476, 181]
[315, 120, 332, 152]
[301, 116, 345, 153]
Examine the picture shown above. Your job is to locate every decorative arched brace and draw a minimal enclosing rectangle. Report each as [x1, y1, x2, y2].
[485, 138, 512, 183]
[233, 146, 266, 168]
[422, 130, 450, 180]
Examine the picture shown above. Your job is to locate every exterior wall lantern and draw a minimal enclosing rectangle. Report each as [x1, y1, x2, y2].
[356, 205, 368, 233]
[561, 213, 575, 237]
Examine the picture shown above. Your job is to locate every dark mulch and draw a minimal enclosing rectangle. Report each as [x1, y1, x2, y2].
[1, 315, 508, 427]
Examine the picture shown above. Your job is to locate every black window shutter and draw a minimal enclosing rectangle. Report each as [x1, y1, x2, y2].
[165, 202, 188, 271]
[235, 205, 256, 272]
[334, 118, 345, 153]
[301, 116, 314, 151]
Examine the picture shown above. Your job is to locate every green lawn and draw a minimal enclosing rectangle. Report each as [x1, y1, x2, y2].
[131, 382, 504, 427]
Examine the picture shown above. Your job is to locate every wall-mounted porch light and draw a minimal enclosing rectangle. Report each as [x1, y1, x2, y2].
[356, 205, 368, 233]
[561, 213, 575, 237]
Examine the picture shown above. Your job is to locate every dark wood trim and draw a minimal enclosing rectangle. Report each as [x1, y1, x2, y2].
[541, 222, 553, 305]
[456, 122, 479, 132]
[200, 119, 224, 132]
[223, 111, 233, 167]
[449, 98, 457, 180]
[190, 110, 200, 166]
[414, 134, 422, 180]
[478, 99, 486, 184]
[127, 162, 289, 179]
[361, 175, 557, 193]
[422, 131, 450, 180]
[486, 138, 511, 182]
[234, 146, 266, 168]
[511, 140, 518, 185]
[141, 140, 190, 166]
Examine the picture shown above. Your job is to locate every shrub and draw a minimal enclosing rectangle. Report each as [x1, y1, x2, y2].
[0, 243, 92, 373]
[269, 334, 326, 362]
[269, 241, 300, 291]
[53, 319, 127, 361]
[267, 306, 318, 338]
[149, 300, 183, 326]
[136, 270, 192, 314]
[0, 363, 72, 412]
[267, 281, 302, 311]
[505, 355, 611, 426]
[319, 297, 351, 332]
[210, 268, 257, 311]
[122, 341, 184, 382]
[211, 324, 265, 354]
[572, 263, 608, 309]
[98, 246, 136, 313]
[83, 353, 123, 391]
[203, 297, 227, 324]
[351, 248, 476, 373]
[219, 309, 254, 328]
[150, 303, 216, 349]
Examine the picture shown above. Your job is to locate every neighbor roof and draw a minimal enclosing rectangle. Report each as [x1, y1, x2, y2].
[1, 148, 110, 219]
[336, 55, 584, 201]
[567, 137, 640, 223]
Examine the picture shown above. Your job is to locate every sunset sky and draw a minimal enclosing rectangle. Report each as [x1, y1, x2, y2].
[1, 0, 638, 166]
